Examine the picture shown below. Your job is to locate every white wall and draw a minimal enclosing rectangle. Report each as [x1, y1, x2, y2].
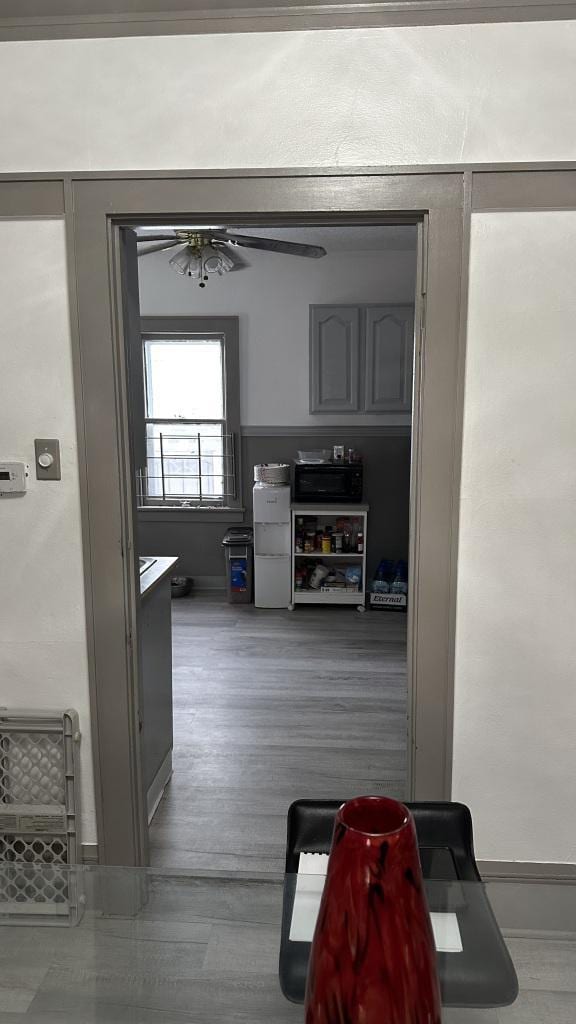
[138, 246, 416, 425]
[1, 18, 576, 860]
[0, 22, 575, 169]
[453, 211, 576, 864]
[0, 219, 96, 842]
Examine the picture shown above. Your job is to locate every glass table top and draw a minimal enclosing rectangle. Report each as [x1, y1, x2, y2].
[0, 866, 575, 1022]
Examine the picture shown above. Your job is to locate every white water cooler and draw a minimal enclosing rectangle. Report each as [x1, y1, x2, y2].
[253, 466, 291, 608]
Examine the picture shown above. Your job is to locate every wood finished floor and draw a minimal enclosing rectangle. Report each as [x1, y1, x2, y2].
[148, 594, 408, 874]
[2, 875, 575, 1021]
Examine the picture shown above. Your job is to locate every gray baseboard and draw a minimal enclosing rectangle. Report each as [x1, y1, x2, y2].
[479, 859, 576, 881]
[193, 575, 226, 591]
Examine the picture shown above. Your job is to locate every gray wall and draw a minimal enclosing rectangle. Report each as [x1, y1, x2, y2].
[136, 228, 415, 587]
[138, 239, 416, 429]
[137, 430, 411, 585]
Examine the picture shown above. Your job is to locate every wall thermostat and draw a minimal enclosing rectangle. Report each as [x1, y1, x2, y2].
[0, 462, 28, 495]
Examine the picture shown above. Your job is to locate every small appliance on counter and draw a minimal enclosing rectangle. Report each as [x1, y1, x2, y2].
[253, 464, 292, 608]
[293, 459, 363, 504]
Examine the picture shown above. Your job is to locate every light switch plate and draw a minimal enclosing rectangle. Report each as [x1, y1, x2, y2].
[34, 439, 61, 481]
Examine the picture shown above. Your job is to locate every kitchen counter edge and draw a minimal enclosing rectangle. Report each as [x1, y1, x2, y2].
[140, 556, 180, 598]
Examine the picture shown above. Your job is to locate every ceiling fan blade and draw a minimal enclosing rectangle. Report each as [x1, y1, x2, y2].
[137, 240, 182, 257]
[210, 231, 326, 259]
[136, 233, 180, 242]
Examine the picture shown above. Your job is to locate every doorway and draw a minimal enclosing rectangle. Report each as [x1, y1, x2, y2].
[129, 221, 417, 870]
[70, 172, 464, 866]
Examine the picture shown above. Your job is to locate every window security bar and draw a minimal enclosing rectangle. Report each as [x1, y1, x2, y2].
[139, 432, 237, 507]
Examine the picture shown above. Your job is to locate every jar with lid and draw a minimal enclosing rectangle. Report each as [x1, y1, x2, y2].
[304, 531, 315, 554]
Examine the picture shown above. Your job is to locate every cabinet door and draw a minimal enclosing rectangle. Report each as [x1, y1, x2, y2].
[364, 305, 414, 413]
[310, 305, 361, 413]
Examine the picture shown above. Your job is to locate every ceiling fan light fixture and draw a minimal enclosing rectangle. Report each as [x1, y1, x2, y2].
[168, 241, 237, 285]
[139, 226, 325, 287]
[214, 247, 236, 274]
[202, 245, 227, 275]
[169, 244, 202, 278]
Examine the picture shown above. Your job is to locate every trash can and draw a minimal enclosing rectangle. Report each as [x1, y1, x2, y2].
[222, 527, 254, 604]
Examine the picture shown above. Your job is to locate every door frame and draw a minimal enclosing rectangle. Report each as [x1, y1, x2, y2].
[3, 165, 576, 870]
[65, 170, 465, 864]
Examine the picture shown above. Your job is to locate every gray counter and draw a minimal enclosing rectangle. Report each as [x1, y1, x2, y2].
[140, 555, 179, 599]
[139, 555, 179, 823]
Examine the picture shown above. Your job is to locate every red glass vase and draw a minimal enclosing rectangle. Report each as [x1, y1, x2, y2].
[305, 796, 441, 1024]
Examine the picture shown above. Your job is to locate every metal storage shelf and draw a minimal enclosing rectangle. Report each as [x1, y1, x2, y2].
[293, 591, 363, 605]
[294, 552, 364, 559]
[291, 503, 369, 514]
[290, 505, 368, 612]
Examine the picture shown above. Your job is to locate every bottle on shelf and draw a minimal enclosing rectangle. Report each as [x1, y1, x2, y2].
[304, 531, 315, 553]
[372, 560, 390, 594]
[390, 560, 408, 595]
[357, 530, 364, 554]
[295, 517, 304, 554]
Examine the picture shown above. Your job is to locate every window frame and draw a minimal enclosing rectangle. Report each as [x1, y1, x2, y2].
[139, 316, 242, 515]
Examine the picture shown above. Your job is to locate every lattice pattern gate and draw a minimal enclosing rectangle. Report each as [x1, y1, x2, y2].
[0, 710, 82, 924]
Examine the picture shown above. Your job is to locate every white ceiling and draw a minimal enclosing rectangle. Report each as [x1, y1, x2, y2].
[135, 223, 418, 253]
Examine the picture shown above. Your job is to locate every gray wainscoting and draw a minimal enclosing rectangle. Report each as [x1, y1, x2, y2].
[137, 428, 411, 585]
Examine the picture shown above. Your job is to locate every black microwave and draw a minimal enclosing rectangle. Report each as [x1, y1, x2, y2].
[293, 462, 363, 503]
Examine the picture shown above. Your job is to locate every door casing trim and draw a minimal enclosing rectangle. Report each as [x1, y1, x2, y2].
[1, 0, 575, 42]
[67, 171, 464, 863]
[4, 165, 573, 865]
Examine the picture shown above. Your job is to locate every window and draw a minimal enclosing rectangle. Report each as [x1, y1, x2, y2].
[140, 317, 240, 509]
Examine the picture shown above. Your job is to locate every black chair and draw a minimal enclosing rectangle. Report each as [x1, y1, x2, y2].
[279, 799, 518, 1009]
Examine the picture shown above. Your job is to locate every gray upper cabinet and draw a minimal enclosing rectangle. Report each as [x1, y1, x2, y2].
[364, 305, 414, 413]
[310, 305, 361, 414]
[310, 303, 414, 415]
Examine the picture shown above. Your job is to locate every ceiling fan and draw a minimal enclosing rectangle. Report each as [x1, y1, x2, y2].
[136, 228, 326, 287]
